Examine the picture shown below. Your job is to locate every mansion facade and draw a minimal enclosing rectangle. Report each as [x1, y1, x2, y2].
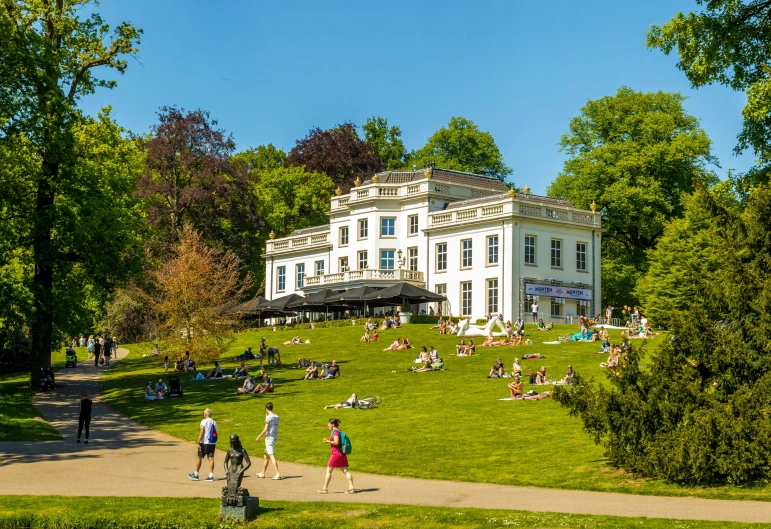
[263, 167, 603, 322]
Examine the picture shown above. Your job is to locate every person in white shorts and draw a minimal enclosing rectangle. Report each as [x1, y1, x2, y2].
[255, 402, 281, 480]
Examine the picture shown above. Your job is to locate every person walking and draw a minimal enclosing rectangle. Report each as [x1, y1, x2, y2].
[77, 391, 92, 444]
[605, 305, 613, 325]
[317, 418, 354, 494]
[189, 408, 217, 481]
[254, 402, 281, 480]
[93, 337, 102, 367]
[86, 335, 94, 360]
[103, 336, 113, 366]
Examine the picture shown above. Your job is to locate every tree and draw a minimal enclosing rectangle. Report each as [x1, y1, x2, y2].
[233, 143, 286, 173]
[412, 117, 512, 180]
[555, 184, 771, 485]
[153, 225, 250, 363]
[134, 107, 262, 282]
[0, 1, 142, 384]
[546, 87, 718, 308]
[285, 123, 382, 192]
[362, 117, 407, 170]
[647, 1, 771, 187]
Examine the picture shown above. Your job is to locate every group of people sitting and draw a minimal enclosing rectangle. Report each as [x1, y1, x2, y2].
[299, 359, 341, 380]
[360, 320, 381, 342]
[173, 351, 197, 372]
[407, 346, 444, 372]
[145, 378, 168, 400]
[236, 372, 274, 395]
[456, 339, 476, 355]
[383, 336, 412, 350]
[434, 317, 459, 335]
[504, 364, 575, 400]
[533, 318, 554, 331]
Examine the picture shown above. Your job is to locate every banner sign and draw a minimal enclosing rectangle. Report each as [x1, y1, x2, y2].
[525, 283, 592, 301]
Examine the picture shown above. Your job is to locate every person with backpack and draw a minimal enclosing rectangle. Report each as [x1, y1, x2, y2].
[189, 408, 217, 482]
[318, 418, 355, 494]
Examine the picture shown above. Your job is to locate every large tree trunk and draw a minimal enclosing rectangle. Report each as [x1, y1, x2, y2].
[29, 162, 56, 387]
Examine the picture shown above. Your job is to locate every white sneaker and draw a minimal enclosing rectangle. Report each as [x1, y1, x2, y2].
[256, 472, 265, 478]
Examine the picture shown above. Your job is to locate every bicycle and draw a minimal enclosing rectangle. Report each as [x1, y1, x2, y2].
[356, 396, 382, 409]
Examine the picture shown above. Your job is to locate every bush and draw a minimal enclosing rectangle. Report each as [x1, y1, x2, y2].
[0, 329, 31, 374]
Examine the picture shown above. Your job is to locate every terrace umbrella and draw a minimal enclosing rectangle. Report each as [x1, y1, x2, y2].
[286, 289, 342, 321]
[325, 286, 382, 316]
[362, 282, 446, 311]
[255, 293, 304, 319]
[231, 295, 267, 315]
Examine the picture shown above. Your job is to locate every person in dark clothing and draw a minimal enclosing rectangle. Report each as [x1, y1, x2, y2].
[93, 339, 102, 366]
[78, 391, 92, 443]
[103, 336, 113, 366]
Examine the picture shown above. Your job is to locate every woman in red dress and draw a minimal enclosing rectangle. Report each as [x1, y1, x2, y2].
[317, 418, 355, 494]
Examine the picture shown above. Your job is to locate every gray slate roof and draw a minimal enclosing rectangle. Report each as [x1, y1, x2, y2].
[364, 167, 510, 192]
[289, 225, 330, 236]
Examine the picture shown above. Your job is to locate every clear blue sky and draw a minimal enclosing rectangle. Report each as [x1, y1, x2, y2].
[82, 0, 753, 195]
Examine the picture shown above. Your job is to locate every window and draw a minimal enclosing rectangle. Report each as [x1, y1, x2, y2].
[487, 278, 498, 315]
[315, 260, 325, 276]
[358, 219, 368, 239]
[576, 242, 587, 271]
[524, 235, 536, 265]
[551, 239, 562, 268]
[577, 300, 589, 317]
[461, 281, 473, 316]
[408, 215, 419, 235]
[296, 263, 305, 289]
[339, 226, 349, 246]
[436, 243, 447, 272]
[461, 239, 473, 268]
[487, 235, 499, 265]
[407, 247, 418, 271]
[380, 217, 395, 237]
[358, 251, 368, 270]
[551, 297, 562, 317]
[435, 284, 448, 315]
[277, 266, 286, 292]
[339, 257, 348, 272]
[380, 249, 395, 270]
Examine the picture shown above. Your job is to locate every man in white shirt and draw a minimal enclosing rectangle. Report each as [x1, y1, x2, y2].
[189, 408, 217, 481]
[531, 302, 538, 323]
[255, 402, 281, 480]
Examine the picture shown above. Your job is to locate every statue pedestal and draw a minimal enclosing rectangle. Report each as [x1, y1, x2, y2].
[220, 496, 259, 521]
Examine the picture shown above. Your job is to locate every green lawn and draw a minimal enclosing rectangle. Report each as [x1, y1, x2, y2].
[99, 324, 770, 502]
[0, 495, 767, 529]
[0, 348, 69, 442]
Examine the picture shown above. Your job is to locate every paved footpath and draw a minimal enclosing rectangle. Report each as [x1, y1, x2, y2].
[1, 350, 770, 523]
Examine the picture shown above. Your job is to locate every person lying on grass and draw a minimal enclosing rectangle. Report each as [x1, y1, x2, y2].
[253, 366, 268, 381]
[488, 358, 506, 378]
[325, 393, 358, 409]
[321, 360, 341, 379]
[237, 376, 256, 395]
[282, 335, 303, 346]
[233, 361, 248, 378]
[304, 362, 319, 380]
[255, 376, 274, 394]
[508, 376, 523, 399]
[523, 390, 552, 400]
[205, 362, 223, 379]
[409, 357, 444, 372]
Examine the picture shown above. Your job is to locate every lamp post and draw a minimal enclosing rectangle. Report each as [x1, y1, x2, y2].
[397, 249, 404, 270]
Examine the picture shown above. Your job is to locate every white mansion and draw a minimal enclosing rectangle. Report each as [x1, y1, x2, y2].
[263, 167, 603, 322]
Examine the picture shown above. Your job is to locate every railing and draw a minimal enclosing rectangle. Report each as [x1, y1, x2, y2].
[292, 237, 308, 247]
[302, 268, 425, 288]
[520, 204, 541, 216]
[432, 213, 453, 225]
[338, 197, 349, 207]
[268, 231, 331, 253]
[546, 208, 568, 220]
[482, 204, 503, 216]
[273, 240, 289, 250]
[378, 187, 399, 196]
[407, 184, 420, 194]
[456, 209, 477, 221]
[572, 212, 593, 224]
[357, 189, 370, 199]
[311, 233, 328, 244]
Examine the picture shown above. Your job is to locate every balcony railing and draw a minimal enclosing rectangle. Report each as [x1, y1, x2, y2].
[268, 231, 330, 253]
[304, 268, 425, 287]
[427, 201, 600, 228]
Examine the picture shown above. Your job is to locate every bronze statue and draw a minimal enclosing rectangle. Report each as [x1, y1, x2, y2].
[222, 433, 251, 507]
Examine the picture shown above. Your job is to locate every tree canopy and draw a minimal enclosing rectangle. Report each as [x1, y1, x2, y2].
[362, 116, 408, 170]
[285, 123, 382, 192]
[547, 87, 718, 308]
[555, 184, 771, 485]
[412, 117, 512, 181]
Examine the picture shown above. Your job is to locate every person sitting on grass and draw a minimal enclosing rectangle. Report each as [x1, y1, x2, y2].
[237, 376, 256, 395]
[482, 332, 496, 347]
[253, 366, 267, 381]
[205, 361, 223, 379]
[465, 339, 476, 356]
[255, 376, 274, 394]
[304, 362, 319, 380]
[455, 339, 467, 354]
[438, 319, 447, 335]
[321, 360, 341, 379]
[384, 339, 400, 351]
[325, 393, 358, 409]
[155, 378, 168, 398]
[448, 320, 459, 335]
[505, 320, 514, 341]
[360, 330, 370, 343]
[535, 366, 548, 385]
[295, 358, 312, 369]
[488, 358, 506, 378]
[512, 358, 523, 378]
[508, 376, 523, 399]
[233, 361, 249, 378]
[559, 365, 576, 385]
[371, 329, 379, 341]
[432, 316, 444, 330]
[175, 357, 186, 372]
[145, 381, 157, 401]
[429, 346, 439, 362]
[535, 318, 548, 331]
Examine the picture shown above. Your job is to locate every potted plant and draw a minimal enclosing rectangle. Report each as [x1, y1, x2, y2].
[399, 302, 413, 324]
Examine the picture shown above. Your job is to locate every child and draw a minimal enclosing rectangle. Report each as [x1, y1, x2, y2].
[163, 355, 169, 374]
[371, 329, 379, 341]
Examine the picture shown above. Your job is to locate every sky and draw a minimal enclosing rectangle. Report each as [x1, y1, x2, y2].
[81, 0, 754, 195]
